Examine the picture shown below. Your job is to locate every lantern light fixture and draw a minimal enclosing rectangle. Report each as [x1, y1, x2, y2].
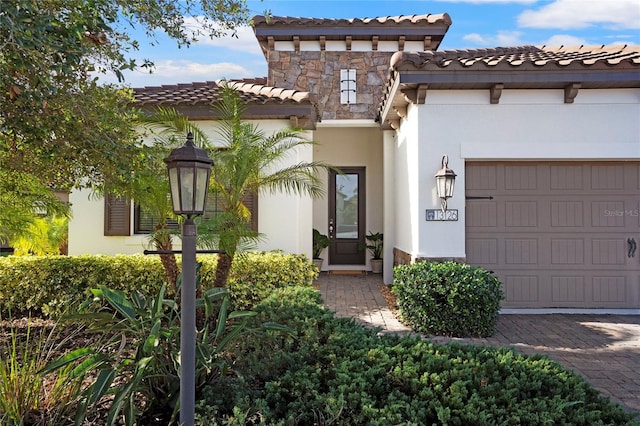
[434, 155, 457, 212]
[164, 132, 213, 217]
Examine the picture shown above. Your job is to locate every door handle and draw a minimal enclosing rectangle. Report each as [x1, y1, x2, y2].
[628, 238, 637, 258]
[329, 219, 334, 239]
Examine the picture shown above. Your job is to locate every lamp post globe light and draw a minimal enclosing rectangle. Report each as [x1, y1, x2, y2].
[434, 155, 457, 212]
[164, 132, 212, 426]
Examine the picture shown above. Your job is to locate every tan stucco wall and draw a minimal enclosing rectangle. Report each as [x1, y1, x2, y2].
[311, 123, 384, 270]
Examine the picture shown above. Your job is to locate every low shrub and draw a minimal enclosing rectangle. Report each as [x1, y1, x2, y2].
[0, 251, 317, 317]
[392, 261, 503, 337]
[203, 251, 318, 310]
[195, 286, 635, 425]
[0, 255, 166, 317]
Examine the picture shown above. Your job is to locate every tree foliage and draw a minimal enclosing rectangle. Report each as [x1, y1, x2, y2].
[0, 0, 250, 244]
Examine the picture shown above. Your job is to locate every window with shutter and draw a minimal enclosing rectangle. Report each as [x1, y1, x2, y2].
[133, 192, 258, 234]
[104, 194, 131, 236]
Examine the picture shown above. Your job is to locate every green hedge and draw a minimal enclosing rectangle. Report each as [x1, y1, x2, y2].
[0, 251, 317, 317]
[195, 286, 635, 425]
[0, 255, 166, 317]
[393, 261, 503, 337]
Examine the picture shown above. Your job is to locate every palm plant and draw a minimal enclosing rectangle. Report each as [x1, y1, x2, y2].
[140, 83, 331, 288]
[123, 108, 211, 291]
[204, 83, 328, 287]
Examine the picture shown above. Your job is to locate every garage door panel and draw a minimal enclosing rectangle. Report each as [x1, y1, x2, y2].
[504, 239, 538, 264]
[551, 164, 584, 190]
[592, 277, 627, 304]
[505, 165, 538, 190]
[591, 165, 625, 190]
[466, 165, 497, 190]
[505, 201, 538, 227]
[592, 201, 627, 227]
[466, 162, 639, 309]
[504, 276, 539, 303]
[551, 239, 585, 265]
[467, 238, 498, 264]
[551, 276, 585, 304]
[592, 239, 627, 265]
[466, 202, 497, 227]
[551, 201, 585, 227]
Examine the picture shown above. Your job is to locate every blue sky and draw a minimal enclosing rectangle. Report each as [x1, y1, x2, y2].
[108, 0, 640, 87]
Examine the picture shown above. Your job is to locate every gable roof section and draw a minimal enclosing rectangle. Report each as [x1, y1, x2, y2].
[134, 80, 319, 129]
[379, 44, 640, 129]
[252, 13, 452, 56]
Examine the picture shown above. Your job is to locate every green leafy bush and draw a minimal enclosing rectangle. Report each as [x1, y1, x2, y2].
[0, 251, 317, 318]
[0, 255, 166, 317]
[223, 251, 318, 310]
[195, 286, 635, 425]
[392, 261, 503, 337]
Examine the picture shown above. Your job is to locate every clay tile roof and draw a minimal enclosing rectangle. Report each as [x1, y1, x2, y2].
[390, 44, 640, 71]
[252, 13, 451, 28]
[134, 80, 314, 106]
[379, 44, 640, 129]
[252, 13, 451, 52]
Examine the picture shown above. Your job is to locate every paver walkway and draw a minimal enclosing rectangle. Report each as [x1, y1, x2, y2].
[315, 272, 640, 415]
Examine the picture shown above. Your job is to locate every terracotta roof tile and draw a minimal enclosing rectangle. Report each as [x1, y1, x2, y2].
[391, 45, 640, 70]
[134, 80, 314, 106]
[379, 44, 639, 129]
[252, 13, 451, 27]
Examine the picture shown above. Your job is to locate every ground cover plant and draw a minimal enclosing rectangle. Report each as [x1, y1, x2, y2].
[0, 261, 635, 424]
[196, 286, 636, 425]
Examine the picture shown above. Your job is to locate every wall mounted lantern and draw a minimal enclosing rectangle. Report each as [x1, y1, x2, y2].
[434, 155, 457, 212]
[164, 132, 212, 426]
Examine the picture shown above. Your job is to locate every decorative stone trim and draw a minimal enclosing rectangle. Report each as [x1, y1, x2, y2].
[392, 247, 466, 267]
[415, 257, 466, 264]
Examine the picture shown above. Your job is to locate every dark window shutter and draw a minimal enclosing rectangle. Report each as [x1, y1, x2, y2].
[243, 192, 258, 232]
[104, 194, 131, 236]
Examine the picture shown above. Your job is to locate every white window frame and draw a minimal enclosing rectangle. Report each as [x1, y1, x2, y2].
[340, 69, 356, 104]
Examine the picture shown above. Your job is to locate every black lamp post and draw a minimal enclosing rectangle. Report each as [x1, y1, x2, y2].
[435, 155, 456, 212]
[164, 132, 212, 426]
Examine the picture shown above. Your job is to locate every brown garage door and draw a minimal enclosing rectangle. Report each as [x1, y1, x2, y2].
[466, 162, 640, 309]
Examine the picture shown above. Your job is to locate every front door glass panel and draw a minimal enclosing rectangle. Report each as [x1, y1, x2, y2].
[335, 174, 359, 239]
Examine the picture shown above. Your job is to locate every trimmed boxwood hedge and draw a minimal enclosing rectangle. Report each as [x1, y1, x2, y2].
[195, 286, 635, 425]
[0, 251, 317, 317]
[393, 261, 503, 337]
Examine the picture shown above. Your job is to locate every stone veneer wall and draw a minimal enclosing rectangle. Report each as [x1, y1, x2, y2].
[393, 247, 466, 267]
[267, 50, 394, 121]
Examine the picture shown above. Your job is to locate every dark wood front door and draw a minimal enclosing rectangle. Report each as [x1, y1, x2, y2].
[328, 167, 366, 265]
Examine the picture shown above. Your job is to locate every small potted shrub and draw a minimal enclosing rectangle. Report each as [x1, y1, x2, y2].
[312, 229, 330, 271]
[365, 231, 383, 273]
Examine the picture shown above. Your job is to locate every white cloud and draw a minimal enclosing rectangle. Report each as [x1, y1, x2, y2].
[98, 60, 264, 87]
[144, 60, 257, 80]
[462, 30, 526, 46]
[463, 33, 489, 44]
[182, 18, 263, 56]
[518, 0, 640, 30]
[542, 34, 588, 46]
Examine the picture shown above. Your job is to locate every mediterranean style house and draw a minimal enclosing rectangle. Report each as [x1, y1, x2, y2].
[68, 13, 640, 310]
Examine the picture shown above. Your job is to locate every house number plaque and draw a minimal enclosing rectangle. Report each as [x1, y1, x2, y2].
[426, 209, 458, 221]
